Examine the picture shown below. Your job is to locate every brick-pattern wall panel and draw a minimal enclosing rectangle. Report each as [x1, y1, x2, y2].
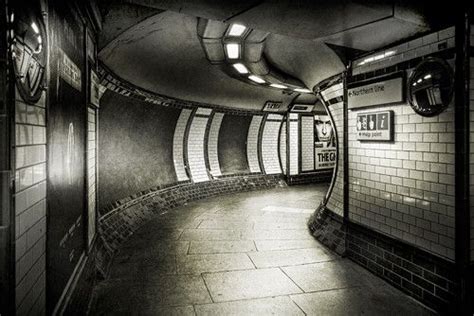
[187, 108, 211, 182]
[99, 175, 285, 252]
[322, 83, 344, 217]
[208, 112, 223, 178]
[279, 121, 287, 175]
[247, 115, 263, 173]
[261, 114, 283, 175]
[14, 90, 47, 315]
[289, 113, 299, 175]
[87, 108, 97, 246]
[173, 109, 192, 181]
[348, 88, 456, 260]
[301, 115, 314, 172]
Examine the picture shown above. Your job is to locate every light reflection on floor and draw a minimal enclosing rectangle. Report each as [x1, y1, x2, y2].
[91, 184, 434, 315]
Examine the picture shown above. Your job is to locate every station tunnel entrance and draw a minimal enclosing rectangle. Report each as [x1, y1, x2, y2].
[1, 0, 470, 315]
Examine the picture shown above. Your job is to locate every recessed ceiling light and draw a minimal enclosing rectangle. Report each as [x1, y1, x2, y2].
[294, 88, 312, 93]
[233, 63, 248, 74]
[228, 24, 247, 36]
[31, 22, 39, 34]
[225, 43, 240, 59]
[249, 75, 265, 84]
[270, 83, 287, 89]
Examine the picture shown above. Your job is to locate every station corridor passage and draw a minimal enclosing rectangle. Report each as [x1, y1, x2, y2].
[90, 184, 432, 315]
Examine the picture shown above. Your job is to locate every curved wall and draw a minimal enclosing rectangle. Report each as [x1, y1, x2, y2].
[97, 75, 291, 214]
[99, 91, 180, 209]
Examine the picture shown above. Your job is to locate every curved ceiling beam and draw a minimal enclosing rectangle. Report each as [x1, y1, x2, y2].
[197, 18, 312, 94]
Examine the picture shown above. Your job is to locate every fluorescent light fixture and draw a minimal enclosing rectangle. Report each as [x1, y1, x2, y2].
[423, 74, 432, 80]
[417, 78, 422, 83]
[31, 22, 39, 34]
[37, 35, 42, 44]
[270, 83, 287, 89]
[232, 63, 248, 74]
[225, 43, 240, 59]
[228, 24, 247, 36]
[248, 75, 265, 84]
[358, 51, 396, 66]
[294, 88, 312, 93]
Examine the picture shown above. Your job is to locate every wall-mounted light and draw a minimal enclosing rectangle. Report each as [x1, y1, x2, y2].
[270, 83, 287, 89]
[358, 50, 396, 66]
[233, 63, 248, 74]
[228, 23, 247, 37]
[225, 43, 240, 59]
[294, 88, 312, 93]
[249, 75, 265, 84]
[31, 22, 39, 34]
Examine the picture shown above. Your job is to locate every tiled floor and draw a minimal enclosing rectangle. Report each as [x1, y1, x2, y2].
[91, 184, 434, 315]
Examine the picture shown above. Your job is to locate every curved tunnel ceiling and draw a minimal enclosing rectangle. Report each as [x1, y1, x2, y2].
[98, 1, 438, 110]
[99, 11, 311, 110]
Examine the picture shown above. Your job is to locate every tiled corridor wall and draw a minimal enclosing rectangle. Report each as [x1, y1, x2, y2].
[208, 113, 224, 177]
[261, 114, 284, 174]
[301, 115, 315, 172]
[322, 83, 344, 217]
[279, 121, 287, 175]
[288, 113, 299, 175]
[187, 108, 212, 182]
[87, 107, 98, 246]
[348, 29, 457, 260]
[247, 115, 263, 173]
[173, 109, 192, 181]
[14, 90, 47, 315]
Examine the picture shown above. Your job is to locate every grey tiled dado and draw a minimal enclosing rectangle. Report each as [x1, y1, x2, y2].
[91, 184, 433, 315]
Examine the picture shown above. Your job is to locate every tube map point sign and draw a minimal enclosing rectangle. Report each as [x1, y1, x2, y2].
[356, 110, 393, 141]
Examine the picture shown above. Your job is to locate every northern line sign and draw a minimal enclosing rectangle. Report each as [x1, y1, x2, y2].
[348, 72, 405, 109]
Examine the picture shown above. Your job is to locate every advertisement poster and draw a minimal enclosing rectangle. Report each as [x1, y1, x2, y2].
[314, 115, 336, 169]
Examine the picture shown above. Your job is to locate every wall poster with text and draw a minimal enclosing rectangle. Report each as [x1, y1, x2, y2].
[314, 115, 336, 170]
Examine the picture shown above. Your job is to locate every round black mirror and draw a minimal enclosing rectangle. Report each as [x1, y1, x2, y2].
[11, 0, 47, 104]
[408, 58, 453, 117]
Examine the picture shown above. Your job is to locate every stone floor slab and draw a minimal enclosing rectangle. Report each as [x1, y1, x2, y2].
[189, 240, 256, 254]
[290, 287, 434, 316]
[255, 240, 319, 251]
[195, 296, 304, 316]
[248, 248, 335, 268]
[177, 253, 255, 274]
[203, 268, 302, 302]
[180, 229, 241, 241]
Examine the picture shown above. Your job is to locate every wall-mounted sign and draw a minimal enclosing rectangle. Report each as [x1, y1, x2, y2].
[263, 101, 284, 112]
[90, 70, 100, 107]
[348, 72, 405, 109]
[356, 110, 393, 141]
[291, 104, 315, 113]
[315, 115, 336, 169]
[59, 48, 82, 91]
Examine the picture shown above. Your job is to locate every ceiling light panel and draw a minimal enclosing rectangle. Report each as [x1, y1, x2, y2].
[270, 83, 287, 89]
[249, 75, 265, 84]
[233, 63, 249, 74]
[225, 43, 240, 59]
[228, 24, 247, 37]
[294, 88, 312, 93]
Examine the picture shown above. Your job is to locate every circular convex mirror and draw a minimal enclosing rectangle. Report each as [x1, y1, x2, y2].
[408, 57, 454, 117]
[11, 0, 47, 104]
